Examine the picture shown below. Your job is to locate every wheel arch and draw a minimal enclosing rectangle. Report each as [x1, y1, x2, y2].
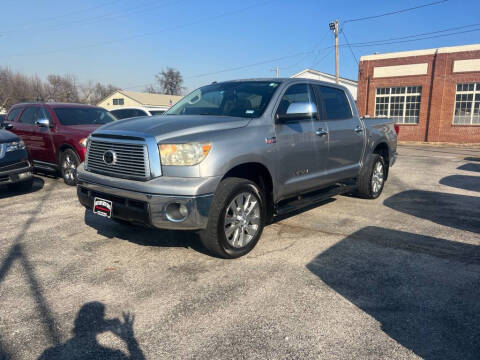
[221, 162, 275, 220]
[372, 142, 390, 179]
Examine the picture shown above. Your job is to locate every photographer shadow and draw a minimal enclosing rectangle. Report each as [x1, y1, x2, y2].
[38, 301, 145, 360]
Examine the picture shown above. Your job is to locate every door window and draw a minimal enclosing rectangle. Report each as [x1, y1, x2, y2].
[19, 107, 37, 125]
[316, 86, 352, 120]
[276, 84, 316, 119]
[7, 108, 22, 122]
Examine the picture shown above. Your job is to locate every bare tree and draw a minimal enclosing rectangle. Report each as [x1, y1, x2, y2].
[155, 67, 184, 95]
[0, 66, 119, 110]
[144, 84, 159, 94]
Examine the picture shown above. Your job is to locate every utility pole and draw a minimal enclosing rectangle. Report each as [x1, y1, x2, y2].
[270, 67, 279, 78]
[329, 20, 339, 83]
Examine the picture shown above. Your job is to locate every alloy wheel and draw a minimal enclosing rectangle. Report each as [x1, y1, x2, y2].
[224, 192, 261, 248]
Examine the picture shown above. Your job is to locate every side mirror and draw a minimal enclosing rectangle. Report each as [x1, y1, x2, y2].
[4, 122, 13, 130]
[36, 118, 50, 128]
[276, 102, 318, 122]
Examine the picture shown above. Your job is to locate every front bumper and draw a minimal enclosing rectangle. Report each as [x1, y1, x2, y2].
[0, 161, 33, 185]
[77, 179, 214, 230]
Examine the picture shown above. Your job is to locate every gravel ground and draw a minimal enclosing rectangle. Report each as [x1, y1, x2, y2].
[0, 145, 479, 360]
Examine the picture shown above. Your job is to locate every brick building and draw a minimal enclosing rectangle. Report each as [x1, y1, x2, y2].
[357, 44, 480, 143]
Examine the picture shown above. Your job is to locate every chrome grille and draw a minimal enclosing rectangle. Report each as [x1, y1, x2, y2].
[86, 139, 149, 180]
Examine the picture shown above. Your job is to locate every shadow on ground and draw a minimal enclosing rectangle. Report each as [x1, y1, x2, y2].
[307, 226, 480, 360]
[0, 177, 44, 199]
[37, 302, 145, 360]
[384, 190, 480, 233]
[457, 163, 480, 172]
[464, 157, 480, 162]
[439, 175, 480, 192]
[84, 210, 208, 255]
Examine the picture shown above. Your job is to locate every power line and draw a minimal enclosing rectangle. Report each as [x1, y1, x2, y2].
[2, 0, 123, 33]
[125, 23, 480, 89]
[343, 0, 448, 24]
[345, 28, 480, 48]
[0, 0, 274, 59]
[339, 23, 480, 47]
[3, 0, 176, 36]
[340, 28, 358, 65]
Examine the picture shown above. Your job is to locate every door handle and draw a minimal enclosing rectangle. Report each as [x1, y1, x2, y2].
[316, 128, 328, 136]
[354, 126, 363, 133]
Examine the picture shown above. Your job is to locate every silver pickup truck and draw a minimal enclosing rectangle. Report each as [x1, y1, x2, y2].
[77, 78, 397, 258]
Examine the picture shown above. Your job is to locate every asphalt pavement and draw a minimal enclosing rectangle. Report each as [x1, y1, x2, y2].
[0, 144, 479, 359]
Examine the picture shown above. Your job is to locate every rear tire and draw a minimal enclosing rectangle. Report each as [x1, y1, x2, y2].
[60, 149, 80, 186]
[355, 154, 386, 199]
[199, 177, 266, 259]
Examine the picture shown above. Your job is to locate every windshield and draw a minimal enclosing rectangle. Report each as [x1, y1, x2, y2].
[54, 107, 116, 126]
[166, 81, 280, 118]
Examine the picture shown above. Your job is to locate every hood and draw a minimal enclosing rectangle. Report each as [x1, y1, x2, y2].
[67, 124, 103, 134]
[95, 115, 250, 141]
[0, 129, 20, 143]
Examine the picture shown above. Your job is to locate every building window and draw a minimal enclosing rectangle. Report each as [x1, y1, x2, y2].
[375, 86, 422, 124]
[453, 83, 480, 125]
[112, 98, 124, 105]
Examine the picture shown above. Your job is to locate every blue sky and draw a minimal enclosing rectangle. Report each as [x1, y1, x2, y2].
[1, 0, 479, 92]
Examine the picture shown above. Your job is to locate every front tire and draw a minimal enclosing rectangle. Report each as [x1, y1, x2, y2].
[355, 154, 386, 199]
[60, 149, 80, 186]
[199, 177, 266, 259]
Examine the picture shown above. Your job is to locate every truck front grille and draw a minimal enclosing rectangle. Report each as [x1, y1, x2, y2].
[86, 139, 150, 180]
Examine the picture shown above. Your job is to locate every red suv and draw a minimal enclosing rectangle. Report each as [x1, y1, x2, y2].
[5, 103, 116, 185]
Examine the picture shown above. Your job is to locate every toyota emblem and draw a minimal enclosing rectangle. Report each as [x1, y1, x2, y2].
[103, 150, 117, 165]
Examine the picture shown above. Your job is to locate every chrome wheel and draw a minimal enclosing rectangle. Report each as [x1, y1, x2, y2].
[224, 192, 261, 248]
[62, 153, 77, 182]
[371, 160, 384, 194]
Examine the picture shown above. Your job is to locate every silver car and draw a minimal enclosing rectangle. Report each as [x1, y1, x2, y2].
[77, 78, 397, 258]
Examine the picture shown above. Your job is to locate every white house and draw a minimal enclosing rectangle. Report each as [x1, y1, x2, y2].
[291, 69, 358, 100]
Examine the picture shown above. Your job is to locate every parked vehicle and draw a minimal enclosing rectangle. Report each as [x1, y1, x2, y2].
[0, 129, 33, 191]
[0, 114, 6, 128]
[110, 107, 166, 120]
[5, 103, 116, 185]
[77, 79, 397, 258]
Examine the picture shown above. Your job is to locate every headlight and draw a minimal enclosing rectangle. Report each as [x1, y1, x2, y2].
[5, 140, 26, 152]
[79, 137, 89, 148]
[159, 143, 211, 166]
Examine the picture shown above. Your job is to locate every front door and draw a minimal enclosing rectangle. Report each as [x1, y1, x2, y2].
[33, 107, 56, 163]
[274, 83, 329, 200]
[315, 85, 364, 183]
[14, 106, 56, 164]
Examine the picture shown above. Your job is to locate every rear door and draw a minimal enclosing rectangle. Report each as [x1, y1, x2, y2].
[316, 85, 364, 183]
[274, 83, 329, 199]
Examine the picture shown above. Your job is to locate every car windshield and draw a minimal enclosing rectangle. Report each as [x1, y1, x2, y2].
[54, 107, 116, 126]
[166, 81, 281, 118]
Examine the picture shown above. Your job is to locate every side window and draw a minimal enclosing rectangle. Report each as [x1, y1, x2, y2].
[19, 107, 37, 125]
[276, 84, 316, 117]
[134, 110, 147, 117]
[317, 86, 352, 120]
[37, 108, 51, 122]
[7, 108, 22, 122]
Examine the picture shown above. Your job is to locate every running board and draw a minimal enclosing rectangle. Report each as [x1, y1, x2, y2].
[274, 183, 357, 217]
[33, 161, 58, 172]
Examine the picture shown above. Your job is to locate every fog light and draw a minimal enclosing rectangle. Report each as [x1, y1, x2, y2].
[165, 202, 189, 222]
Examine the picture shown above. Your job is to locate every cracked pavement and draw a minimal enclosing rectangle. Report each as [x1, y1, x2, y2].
[1, 145, 479, 359]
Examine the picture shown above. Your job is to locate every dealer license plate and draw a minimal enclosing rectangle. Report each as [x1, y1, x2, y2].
[93, 197, 113, 218]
